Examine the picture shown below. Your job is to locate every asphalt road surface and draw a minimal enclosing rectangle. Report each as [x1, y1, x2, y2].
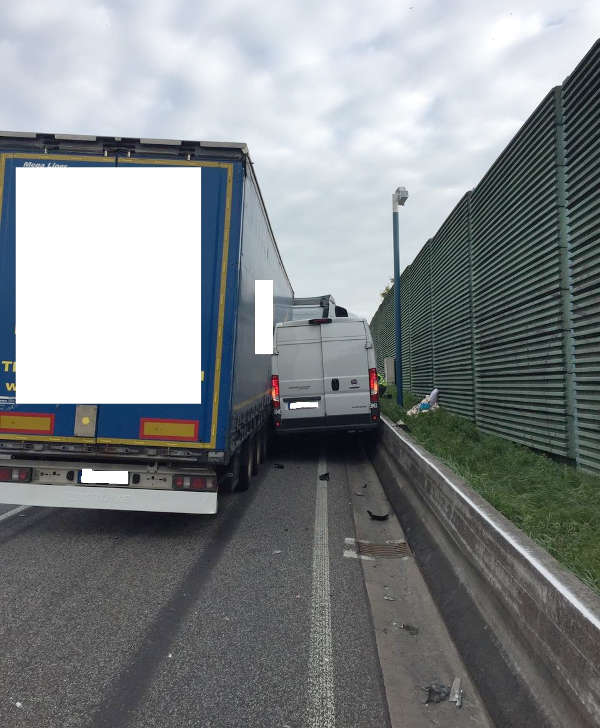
[0, 435, 392, 728]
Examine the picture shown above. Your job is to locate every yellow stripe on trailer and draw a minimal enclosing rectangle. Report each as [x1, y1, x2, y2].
[0, 413, 54, 434]
[140, 419, 198, 440]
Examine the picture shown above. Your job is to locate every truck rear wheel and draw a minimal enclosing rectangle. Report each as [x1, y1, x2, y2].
[237, 438, 253, 491]
[251, 434, 260, 475]
[256, 428, 267, 466]
[262, 428, 271, 458]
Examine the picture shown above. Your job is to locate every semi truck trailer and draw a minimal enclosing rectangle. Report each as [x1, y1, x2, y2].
[0, 131, 293, 514]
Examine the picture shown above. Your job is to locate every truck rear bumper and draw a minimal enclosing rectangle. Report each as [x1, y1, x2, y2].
[0, 482, 217, 514]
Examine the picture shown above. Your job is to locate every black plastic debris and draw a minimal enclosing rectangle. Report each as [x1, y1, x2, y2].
[274, 463, 285, 469]
[319, 472, 330, 481]
[423, 683, 450, 704]
[362, 483, 368, 488]
[367, 510, 389, 521]
[396, 622, 419, 636]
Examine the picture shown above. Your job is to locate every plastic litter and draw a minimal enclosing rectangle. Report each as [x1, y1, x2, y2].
[367, 510, 389, 521]
[319, 472, 330, 481]
[423, 683, 450, 704]
[407, 387, 440, 417]
[15, 702, 23, 709]
[272, 550, 282, 554]
[393, 621, 419, 636]
[449, 677, 463, 708]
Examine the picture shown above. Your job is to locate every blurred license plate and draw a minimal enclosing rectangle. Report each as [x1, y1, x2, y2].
[289, 401, 319, 410]
[80, 469, 129, 485]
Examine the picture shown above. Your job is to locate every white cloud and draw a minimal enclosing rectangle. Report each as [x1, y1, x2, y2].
[0, 0, 597, 318]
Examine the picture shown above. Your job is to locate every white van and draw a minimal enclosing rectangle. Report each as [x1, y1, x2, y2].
[271, 316, 380, 433]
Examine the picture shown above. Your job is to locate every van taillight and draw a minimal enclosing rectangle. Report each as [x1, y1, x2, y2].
[0, 467, 32, 483]
[271, 375, 280, 408]
[369, 368, 379, 402]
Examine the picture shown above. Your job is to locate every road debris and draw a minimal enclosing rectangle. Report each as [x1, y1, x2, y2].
[393, 621, 419, 636]
[423, 683, 450, 704]
[367, 510, 389, 521]
[354, 491, 365, 496]
[407, 388, 440, 417]
[15, 702, 23, 709]
[383, 595, 396, 601]
[272, 550, 282, 554]
[319, 472, 330, 481]
[449, 677, 463, 707]
[274, 463, 285, 469]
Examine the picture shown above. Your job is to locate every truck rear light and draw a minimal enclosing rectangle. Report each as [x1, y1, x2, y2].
[309, 318, 332, 325]
[0, 467, 32, 483]
[369, 368, 379, 402]
[173, 475, 216, 491]
[271, 375, 280, 409]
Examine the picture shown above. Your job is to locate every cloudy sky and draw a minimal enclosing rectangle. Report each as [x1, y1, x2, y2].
[1, 1, 597, 319]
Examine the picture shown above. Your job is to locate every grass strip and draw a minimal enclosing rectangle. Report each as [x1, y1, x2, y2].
[380, 384, 600, 595]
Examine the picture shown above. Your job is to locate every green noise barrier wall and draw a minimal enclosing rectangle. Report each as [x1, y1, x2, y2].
[370, 40, 600, 473]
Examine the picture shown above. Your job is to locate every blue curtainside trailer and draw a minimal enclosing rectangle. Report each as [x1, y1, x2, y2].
[0, 132, 293, 513]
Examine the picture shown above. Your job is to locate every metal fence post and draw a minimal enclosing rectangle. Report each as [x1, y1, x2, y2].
[428, 239, 435, 390]
[554, 85, 579, 462]
[466, 191, 478, 424]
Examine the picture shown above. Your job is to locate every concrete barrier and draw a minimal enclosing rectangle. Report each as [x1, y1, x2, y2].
[369, 416, 600, 728]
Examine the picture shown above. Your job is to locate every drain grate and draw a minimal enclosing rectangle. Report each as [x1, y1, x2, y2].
[356, 540, 412, 559]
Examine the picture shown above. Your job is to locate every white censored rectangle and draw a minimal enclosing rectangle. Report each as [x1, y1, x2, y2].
[255, 280, 273, 355]
[80, 469, 129, 485]
[16, 167, 202, 404]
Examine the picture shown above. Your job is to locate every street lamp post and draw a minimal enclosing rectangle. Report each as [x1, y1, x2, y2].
[392, 186, 408, 406]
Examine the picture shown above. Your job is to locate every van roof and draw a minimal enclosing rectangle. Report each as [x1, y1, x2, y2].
[276, 316, 367, 328]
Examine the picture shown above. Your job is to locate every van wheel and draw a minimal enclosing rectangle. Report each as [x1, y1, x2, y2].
[251, 434, 259, 475]
[237, 439, 253, 491]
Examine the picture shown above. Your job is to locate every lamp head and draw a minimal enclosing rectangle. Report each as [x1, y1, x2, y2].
[393, 186, 408, 207]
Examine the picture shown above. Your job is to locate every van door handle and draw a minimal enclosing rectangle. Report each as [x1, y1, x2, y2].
[331, 378, 339, 391]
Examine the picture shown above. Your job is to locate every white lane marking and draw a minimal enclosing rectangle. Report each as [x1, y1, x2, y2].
[387, 419, 600, 631]
[343, 537, 374, 561]
[307, 450, 335, 728]
[0, 505, 30, 523]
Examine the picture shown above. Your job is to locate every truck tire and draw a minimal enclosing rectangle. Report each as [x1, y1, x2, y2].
[262, 428, 271, 458]
[219, 452, 240, 494]
[237, 439, 253, 491]
[251, 434, 259, 475]
[256, 428, 266, 466]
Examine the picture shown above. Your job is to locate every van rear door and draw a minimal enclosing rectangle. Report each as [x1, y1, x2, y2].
[321, 320, 371, 421]
[276, 323, 326, 423]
